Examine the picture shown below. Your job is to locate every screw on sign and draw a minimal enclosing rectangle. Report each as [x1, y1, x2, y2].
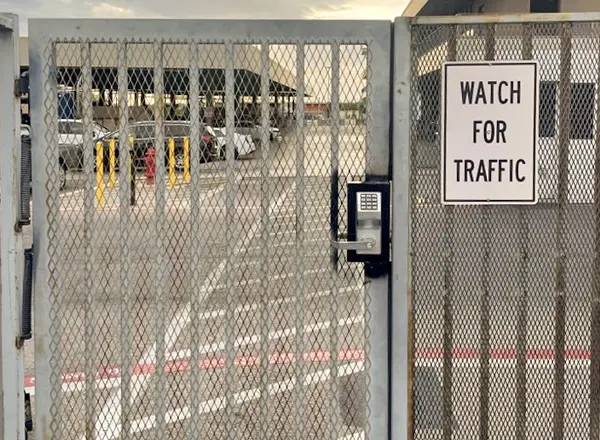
[440, 61, 540, 205]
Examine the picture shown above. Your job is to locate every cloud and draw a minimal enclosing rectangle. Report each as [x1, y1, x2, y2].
[305, 0, 410, 19]
[88, 2, 136, 17]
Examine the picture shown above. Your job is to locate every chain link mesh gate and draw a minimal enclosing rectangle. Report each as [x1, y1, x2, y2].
[29, 20, 391, 440]
[404, 15, 600, 440]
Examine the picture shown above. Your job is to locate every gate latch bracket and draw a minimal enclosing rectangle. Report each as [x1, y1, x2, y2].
[14, 74, 29, 97]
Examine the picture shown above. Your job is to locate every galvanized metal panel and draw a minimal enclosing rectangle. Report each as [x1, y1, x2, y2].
[29, 19, 391, 440]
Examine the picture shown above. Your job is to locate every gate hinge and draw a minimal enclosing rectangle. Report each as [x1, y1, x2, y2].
[14, 75, 29, 97]
[17, 135, 32, 229]
[19, 247, 34, 344]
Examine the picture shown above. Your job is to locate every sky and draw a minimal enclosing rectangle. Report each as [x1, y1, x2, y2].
[0, 0, 411, 35]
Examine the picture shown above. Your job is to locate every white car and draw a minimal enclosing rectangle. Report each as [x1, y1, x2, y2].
[257, 124, 281, 142]
[58, 119, 109, 146]
[209, 126, 257, 160]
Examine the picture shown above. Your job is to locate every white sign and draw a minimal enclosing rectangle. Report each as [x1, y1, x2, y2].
[440, 61, 539, 205]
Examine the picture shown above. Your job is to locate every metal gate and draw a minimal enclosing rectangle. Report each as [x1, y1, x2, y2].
[3, 10, 598, 440]
[28, 19, 392, 440]
[396, 13, 600, 440]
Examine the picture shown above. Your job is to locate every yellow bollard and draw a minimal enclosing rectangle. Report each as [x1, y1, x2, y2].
[96, 142, 105, 208]
[168, 138, 176, 189]
[183, 137, 191, 184]
[109, 139, 116, 188]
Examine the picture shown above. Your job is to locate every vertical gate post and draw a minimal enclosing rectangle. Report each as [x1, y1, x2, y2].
[392, 16, 412, 440]
[0, 12, 26, 440]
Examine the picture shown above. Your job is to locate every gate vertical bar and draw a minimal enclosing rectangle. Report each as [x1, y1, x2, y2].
[224, 40, 237, 440]
[330, 43, 340, 273]
[362, 18, 391, 440]
[80, 38, 97, 438]
[392, 16, 412, 440]
[153, 39, 167, 439]
[589, 22, 600, 440]
[553, 22, 571, 440]
[479, 23, 495, 440]
[443, 24, 457, 440]
[188, 40, 202, 440]
[117, 39, 133, 438]
[294, 41, 306, 440]
[259, 41, 271, 440]
[329, 41, 341, 440]
[30, 30, 59, 440]
[516, 22, 532, 440]
[0, 13, 25, 440]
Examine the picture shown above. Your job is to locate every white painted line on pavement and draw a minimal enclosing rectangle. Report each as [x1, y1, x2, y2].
[206, 268, 330, 290]
[27, 348, 593, 398]
[25, 284, 363, 396]
[167, 314, 364, 361]
[61, 175, 234, 213]
[93, 182, 293, 439]
[197, 284, 362, 321]
[269, 214, 329, 224]
[245, 238, 325, 253]
[120, 361, 364, 438]
[339, 433, 365, 440]
[269, 227, 328, 237]
[59, 188, 85, 198]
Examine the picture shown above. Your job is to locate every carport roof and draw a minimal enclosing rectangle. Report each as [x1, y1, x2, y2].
[18, 37, 309, 97]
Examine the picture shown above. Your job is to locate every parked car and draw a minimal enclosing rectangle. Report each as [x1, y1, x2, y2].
[234, 120, 281, 142]
[58, 119, 110, 146]
[22, 123, 70, 191]
[96, 121, 218, 171]
[261, 124, 281, 142]
[56, 119, 110, 189]
[208, 126, 257, 160]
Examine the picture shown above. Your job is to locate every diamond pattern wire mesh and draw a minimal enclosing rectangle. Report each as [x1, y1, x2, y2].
[410, 20, 600, 440]
[40, 36, 371, 440]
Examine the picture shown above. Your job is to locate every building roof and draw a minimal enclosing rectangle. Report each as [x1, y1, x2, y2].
[403, 0, 473, 16]
[402, 0, 431, 16]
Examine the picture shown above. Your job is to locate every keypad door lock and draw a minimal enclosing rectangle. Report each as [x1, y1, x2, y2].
[330, 181, 390, 263]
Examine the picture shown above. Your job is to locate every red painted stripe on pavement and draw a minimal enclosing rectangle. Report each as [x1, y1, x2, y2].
[23, 350, 365, 388]
[23, 347, 591, 388]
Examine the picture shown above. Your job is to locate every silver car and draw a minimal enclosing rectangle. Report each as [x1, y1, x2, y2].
[234, 120, 281, 143]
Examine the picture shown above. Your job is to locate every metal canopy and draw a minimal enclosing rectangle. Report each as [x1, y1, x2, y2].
[55, 67, 303, 96]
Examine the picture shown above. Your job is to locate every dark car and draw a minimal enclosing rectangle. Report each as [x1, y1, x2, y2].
[96, 120, 218, 171]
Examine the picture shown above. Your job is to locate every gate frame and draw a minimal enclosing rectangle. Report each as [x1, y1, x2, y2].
[28, 18, 393, 440]
[0, 12, 26, 440]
